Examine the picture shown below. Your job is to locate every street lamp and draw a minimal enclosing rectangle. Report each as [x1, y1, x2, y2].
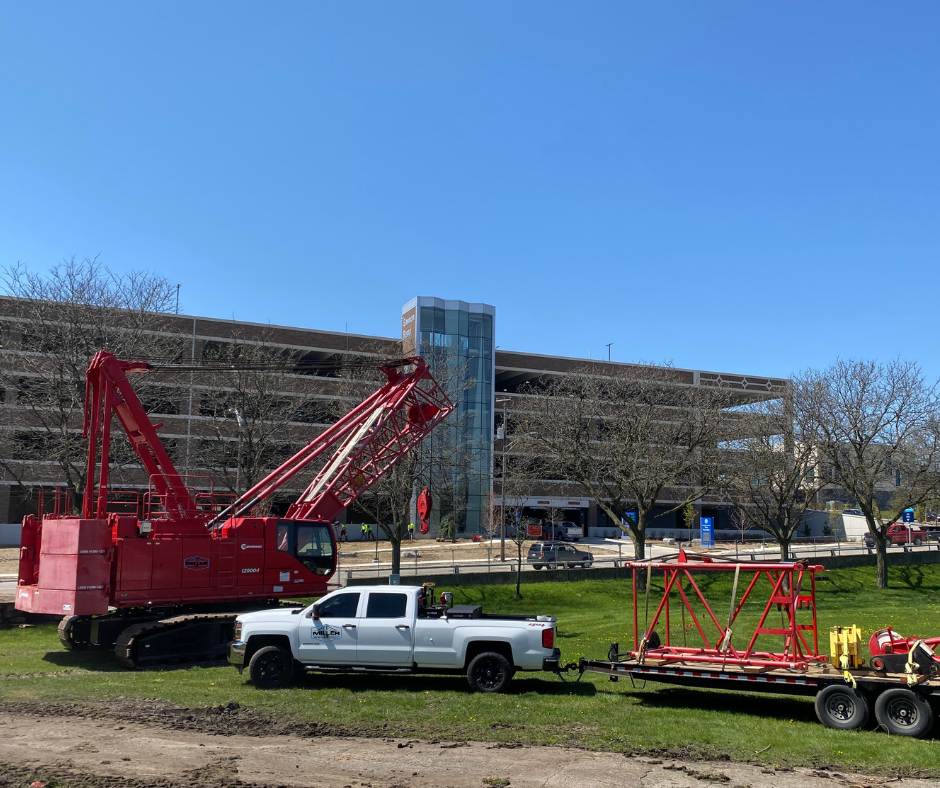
[496, 396, 511, 562]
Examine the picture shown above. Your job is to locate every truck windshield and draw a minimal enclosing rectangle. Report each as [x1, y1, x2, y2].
[277, 521, 336, 576]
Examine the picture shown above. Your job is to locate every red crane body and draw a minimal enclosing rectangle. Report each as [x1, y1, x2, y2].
[16, 352, 453, 630]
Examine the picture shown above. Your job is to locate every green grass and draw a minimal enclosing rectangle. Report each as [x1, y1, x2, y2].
[2, 566, 940, 776]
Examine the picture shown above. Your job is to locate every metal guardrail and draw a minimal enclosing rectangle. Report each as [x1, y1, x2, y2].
[335, 540, 940, 585]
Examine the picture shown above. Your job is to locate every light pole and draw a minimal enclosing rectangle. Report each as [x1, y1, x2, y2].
[233, 407, 245, 495]
[496, 396, 511, 562]
[605, 342, 613, 362]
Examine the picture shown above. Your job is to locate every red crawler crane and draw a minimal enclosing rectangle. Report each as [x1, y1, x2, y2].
[16, 351, 454, 667]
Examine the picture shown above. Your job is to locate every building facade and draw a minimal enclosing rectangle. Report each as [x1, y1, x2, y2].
[0, 294, 788, 537]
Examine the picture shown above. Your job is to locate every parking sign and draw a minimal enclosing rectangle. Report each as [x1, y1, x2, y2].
[903, 508, 915, 524]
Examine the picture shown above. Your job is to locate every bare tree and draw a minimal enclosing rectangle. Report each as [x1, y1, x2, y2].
[190, 328, 326, 502]
[515, 363, 735, 559]
[802, 359, 940, 588]
[720, 382, 829, 559]
[0, 258, 182, 508]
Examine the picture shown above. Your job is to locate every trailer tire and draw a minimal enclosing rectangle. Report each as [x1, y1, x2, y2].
[467, 651, 513, 693]
[248, 645, 294, 689]
[874, 688, 934, 737]
[815, 684, 870, 731]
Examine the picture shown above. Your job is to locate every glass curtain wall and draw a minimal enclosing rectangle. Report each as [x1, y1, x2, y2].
[415, 301, 494, 534]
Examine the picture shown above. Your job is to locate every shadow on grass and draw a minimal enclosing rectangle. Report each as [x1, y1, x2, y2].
[604, 684, 818, 724]
[296, 672, 597, 697]
[40, 650, 126, 672]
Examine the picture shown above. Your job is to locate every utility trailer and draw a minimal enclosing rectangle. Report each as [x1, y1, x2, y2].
[578, 553, 940, 737]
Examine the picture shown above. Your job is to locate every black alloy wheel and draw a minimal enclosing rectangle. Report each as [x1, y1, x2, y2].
[248, 645, 294, 689]
[467, 651, 513, 693]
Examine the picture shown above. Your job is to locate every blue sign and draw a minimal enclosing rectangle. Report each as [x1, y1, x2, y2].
[514, 510, 521, 525]
[700, 516, 715, 548]
[903, 508, 915, 524]
[620, 511, 638, 531]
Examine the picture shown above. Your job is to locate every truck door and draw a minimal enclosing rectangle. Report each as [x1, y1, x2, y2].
[356, 590, 413, 666]
[297, 591, 361, 665]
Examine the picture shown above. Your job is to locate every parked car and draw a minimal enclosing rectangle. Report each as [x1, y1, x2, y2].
[863, 524, 929, 547]
[526, 541, 594, 570]
[560, 520, 583, 541]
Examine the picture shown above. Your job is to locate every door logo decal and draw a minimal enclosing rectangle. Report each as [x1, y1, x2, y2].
[310, 625, 342, 642]
[184, 556, 209, 571]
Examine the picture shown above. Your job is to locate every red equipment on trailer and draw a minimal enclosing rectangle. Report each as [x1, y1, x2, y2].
[15, 351, 454, 667]
[578, 552, 940, 737]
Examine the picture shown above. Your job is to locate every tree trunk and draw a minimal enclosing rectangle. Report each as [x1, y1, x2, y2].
[390, 535, 401, 575]
[515, 541, 522, 598]
[875, 541, 888, 588]
[778, 537, 790, 561]
[632, 527, 646, 560]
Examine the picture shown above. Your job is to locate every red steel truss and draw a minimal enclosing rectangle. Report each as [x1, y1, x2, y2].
[628, 552, 826, 671]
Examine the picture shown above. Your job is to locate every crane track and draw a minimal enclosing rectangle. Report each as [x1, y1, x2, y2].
[113, 613, 238, 669]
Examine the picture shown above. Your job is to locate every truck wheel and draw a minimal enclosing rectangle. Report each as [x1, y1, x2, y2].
[248, 645, 294, 689]
[546, 563, 556, 570]
[814, 684, 869, 730]
[533, 564, 542, 570]
[913, 537, 923, 546]
[874, 688, 934, 737]
[467, 651, 513, 693]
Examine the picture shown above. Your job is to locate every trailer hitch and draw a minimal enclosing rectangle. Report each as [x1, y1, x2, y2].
[551, 661, 584, 683]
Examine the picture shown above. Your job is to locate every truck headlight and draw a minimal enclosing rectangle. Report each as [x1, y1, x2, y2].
[234, 621, 242, 641]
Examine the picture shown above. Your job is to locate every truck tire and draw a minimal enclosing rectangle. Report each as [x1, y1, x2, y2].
[248, 645, 294, 689]
[533, 564, 543, 570]
[546, 563, 556, 570]
[874, 688, 934, 737]
[814, 684, 869, 730]
[467, 651, 513, 693]
[913, 537, 923, 546]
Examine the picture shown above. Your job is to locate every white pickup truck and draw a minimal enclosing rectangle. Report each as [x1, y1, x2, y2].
[228, 585, 561, 692]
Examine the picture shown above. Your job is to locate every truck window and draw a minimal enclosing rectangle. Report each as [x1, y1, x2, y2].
[318, 592, 360, 618]
[366, 592, 408, 618]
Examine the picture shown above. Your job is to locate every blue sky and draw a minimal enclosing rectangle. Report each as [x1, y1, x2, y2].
[1, 3, 937, 380]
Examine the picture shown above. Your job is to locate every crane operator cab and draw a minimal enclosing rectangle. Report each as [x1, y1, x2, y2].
[275, 520, 336, 575]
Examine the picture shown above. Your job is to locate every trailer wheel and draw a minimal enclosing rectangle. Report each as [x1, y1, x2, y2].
[467, 651, 513, 693]
[814, 684, 870, 730]
[248, 645, 294, 689]
[874, 688, 934, 737]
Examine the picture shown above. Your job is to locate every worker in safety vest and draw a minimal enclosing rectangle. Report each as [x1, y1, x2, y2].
[361, 523, 368, 541]
[407, 522, 415, 540]
[340, 524, 347, 542]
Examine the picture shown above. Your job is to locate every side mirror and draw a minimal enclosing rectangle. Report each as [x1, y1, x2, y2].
[311, 604, 320, 619]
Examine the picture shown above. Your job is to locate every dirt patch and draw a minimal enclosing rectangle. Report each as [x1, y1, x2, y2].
[0, 697, 358, 739]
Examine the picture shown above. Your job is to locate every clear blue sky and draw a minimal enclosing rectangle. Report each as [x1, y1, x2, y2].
[1, 3, 937, 380]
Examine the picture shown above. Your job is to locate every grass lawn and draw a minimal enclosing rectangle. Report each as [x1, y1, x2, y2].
[2, 565, 940, 775]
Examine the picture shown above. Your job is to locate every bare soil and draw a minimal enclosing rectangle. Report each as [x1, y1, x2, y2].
[1, 699, 935, 788]
[0, 548, 17, 575]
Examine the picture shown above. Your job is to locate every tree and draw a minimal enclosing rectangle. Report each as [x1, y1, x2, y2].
[515, 363, 735, 559]
[802, 359, 940, 588]
[720, 381, 829, 560]
[0, 258, 181, 509]
[190, 327, 326, 503]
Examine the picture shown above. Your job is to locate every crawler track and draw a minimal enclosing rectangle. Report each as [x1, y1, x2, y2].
[113, 613, 238, 669]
